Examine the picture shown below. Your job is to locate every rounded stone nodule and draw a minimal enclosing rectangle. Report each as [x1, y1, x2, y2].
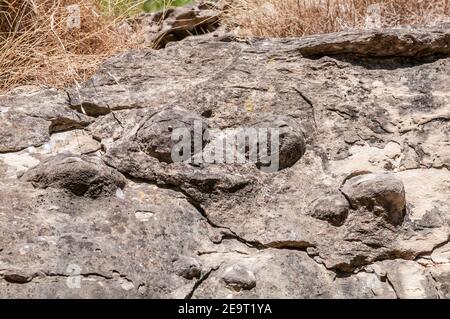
[135, 108, 208, 164]
[221, 264, 256, 291]
[173, 256, 202, 280]
[310, 192, 350, 226]
[22, 154, 126, 198]
[341, 172, 406, 226]
[252, 115, 306, 171]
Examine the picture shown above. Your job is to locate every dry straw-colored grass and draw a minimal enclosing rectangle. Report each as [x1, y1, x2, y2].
[0, 0, 146, 93]
[224, 0, 450, 37]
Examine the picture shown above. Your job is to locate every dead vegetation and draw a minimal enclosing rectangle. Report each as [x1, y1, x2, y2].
[223, 0, 450, 37]
[0, 0, 145, 93]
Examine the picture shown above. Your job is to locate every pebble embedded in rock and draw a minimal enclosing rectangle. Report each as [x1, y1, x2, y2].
[341, 173, 406, 225]
[252, 115, 306, 171]
[310, 193, 350, 226]
[135, 108, 208, 163]
[173, 256, 202, 280]
[221, 264, 256, 291]
[415, 208, 444, 229]
[22, 154, 126, 198]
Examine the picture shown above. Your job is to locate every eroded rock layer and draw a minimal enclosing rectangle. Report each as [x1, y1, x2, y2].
[0, 27, 449, 298]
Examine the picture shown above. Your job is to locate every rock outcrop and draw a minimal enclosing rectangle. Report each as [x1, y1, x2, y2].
[0, 26, 449, 298]
[127, 0, 225, 48]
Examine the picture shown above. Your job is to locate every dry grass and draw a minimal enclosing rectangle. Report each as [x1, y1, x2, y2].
[224, 0, 450, 38]
[0, 0, 146, 93]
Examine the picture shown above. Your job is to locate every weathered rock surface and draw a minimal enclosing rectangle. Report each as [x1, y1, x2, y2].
[294, 26, 450, 58]
[126, 0, 224, 48]
[221, 264, 257, 291]
[1, 26, 450, 298]
[173, 256, 202, 280]
[22, 154, 127, 198]
[341, 172, 406, 225]
[0, 87, 92, 152]
[310, 192, 350, 227]
[135, 108, 208, 163]
[251, 115, 306, 170]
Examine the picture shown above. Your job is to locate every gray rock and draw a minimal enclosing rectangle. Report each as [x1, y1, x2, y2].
[22, 154, 126, 198]
[341, 173, 406, 225]
[379, 260, 440, 299]
[192, 249, 367, 298]
[252, 115, 306, 170]
[135, 108, 208, 163]
[430, 265, 450, 299]
[310, 193, 350, 226]
[86, 27, 449, 275]
[0, 179, 215, 298]
[415, 208, 445, 229]
[0, 88, 92, 132]
[0, 111, 49, 152]
[173, 256, 202, 280]
[221, 264, 256, 291]
[0, 88, 92, 152]
[1, 26, 450, 298]
[295, 27, 450, 58]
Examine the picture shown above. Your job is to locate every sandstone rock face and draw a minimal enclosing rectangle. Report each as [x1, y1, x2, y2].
[1, 26, 450, 298]
[0, 88, 92, 152]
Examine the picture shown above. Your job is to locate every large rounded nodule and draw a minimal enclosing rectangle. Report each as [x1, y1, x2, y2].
[135, 108, 208, 163]
[252, 115, 306, 171]
[22, 154, 126, 198]
[341, 172, 406, 226]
